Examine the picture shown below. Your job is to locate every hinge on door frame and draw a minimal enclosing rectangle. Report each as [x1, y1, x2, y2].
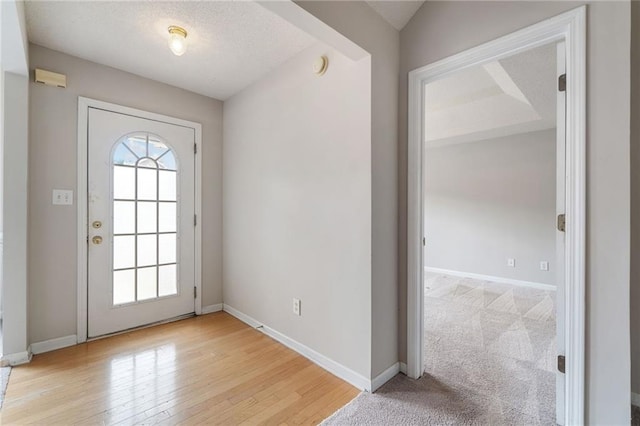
[194, 286, 197, 299]
[194, 214, 197, 227]
[558, 355, 566, 374]
[558, 73, 566, 92]
[423, 237, 426, 246]
[557, 214, 566, 232]
[194, 142, 197, 154]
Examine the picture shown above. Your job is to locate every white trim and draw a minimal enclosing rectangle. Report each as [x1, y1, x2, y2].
[200, 304, 223, 315]
[407, 7, 586, 426]
[222, 304, 262, 328]
[76, 97, 203, 342]
[371, 362, 400, 392]
[425, 267, 556, 291]
[31, 335, 77, 355]
[1, 349, 32, 366]
[632, 392, 640, 408]
[399, 362, 407, 375]
[194, 125, 203, 316]
[222, 304, 371, 391]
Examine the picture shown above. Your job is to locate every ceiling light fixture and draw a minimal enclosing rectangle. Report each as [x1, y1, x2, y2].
[168, 26, 188, 56]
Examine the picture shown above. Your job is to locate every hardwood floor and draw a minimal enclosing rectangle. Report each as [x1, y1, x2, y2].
[1, 312, 359, 425]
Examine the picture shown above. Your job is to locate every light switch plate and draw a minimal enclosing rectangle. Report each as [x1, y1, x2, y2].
[52, 189, 73, 205]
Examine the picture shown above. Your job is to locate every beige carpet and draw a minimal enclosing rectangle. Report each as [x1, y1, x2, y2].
[0, 366, 10, 410]
[323, 274, 556, 425]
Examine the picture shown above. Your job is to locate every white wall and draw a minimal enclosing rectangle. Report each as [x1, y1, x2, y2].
[28, 44, 223, 344]
[223, 42, 372, 378]
[294, 0, 400, 379]
[399, 2, 630, 423]
[425, 130, 556, 285]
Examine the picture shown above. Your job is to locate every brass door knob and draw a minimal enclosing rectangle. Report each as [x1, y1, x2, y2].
[92, 236, 103, 245]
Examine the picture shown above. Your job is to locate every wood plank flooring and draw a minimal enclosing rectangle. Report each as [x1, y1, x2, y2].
[1, 312, 358, 425]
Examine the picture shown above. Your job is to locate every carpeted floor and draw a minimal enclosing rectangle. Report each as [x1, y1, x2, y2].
[323, 274, 556, 425]
[0, 366, 10, 410]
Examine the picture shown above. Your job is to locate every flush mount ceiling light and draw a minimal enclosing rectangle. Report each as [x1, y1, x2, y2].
[168, 25, 188, 56]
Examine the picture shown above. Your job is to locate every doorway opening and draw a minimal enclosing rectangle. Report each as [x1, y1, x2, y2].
[406, 6, 586, 426]
[422, 41, 562, 423]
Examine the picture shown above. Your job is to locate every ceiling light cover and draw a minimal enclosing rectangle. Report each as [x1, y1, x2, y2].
[168, 26, 188, 56]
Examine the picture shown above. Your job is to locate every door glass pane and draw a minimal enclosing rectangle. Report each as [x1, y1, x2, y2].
[159, 202, 177, 232]
[149, 138, 170, 159]
[113, 201, 135, 234]
[111, 133, 181, 305]
[125, 135, 147, 158]
[157, 151, 176, 170]
[159, 265, 177, 296]
[137, 202, 157, 234]
[137, 234, 157, 267]
[113, 235, 135, 269]
[159, 233, 177, 264]
[113, 270, 135, 305]
[114, 166, 135, 200]
[137, 168, 157, 200]
[159, 171, 176, 201]
[113, 143, 138, 166]
[137, 267, 157, 301]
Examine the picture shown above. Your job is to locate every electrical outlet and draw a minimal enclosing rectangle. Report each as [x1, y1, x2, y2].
[293, 298, 301, 316]
[540, 261, 549, 271]
[507, 258, 515, 267]
[52, 189, 73, 205]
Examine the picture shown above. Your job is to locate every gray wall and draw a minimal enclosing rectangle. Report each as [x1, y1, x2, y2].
[425, 130, 556, 285]
[296, 0, 400, 379]
[631, 0, 640, 398]
[399, 2, 630, 423]
[1, 0, 29, 360]
[28, 44, 223, 344]
[2, 72, 29, 356]
[223, 43, 371, 378]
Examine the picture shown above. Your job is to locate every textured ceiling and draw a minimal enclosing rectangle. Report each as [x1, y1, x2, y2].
[25, 1, 316, 100]
[365, 1, 425, 30]
[425, 43, 557, 147]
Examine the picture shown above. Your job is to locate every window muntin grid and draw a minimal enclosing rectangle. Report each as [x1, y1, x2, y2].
[112, 133, 178, 306]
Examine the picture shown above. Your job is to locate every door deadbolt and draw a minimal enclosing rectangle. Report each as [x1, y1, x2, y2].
[92, 236, 103, 245]
[92, 221, 102, 229]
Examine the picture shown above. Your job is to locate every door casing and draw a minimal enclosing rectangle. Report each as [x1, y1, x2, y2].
[77, 97, 203, 342]
[406, 6, 586, 425]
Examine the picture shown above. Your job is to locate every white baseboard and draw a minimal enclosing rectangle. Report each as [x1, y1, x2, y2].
[222, 304, 262, 328]
[371, 362, 399, 392]
[1, 349, 32, 366]
[201, 304, 223, 315]
[399, 362, 407, 375]
[425, 267, 556, 291]
[222, 303, 371, 391]
[632, 392, 640, 407]
[31, 335, 78, 355]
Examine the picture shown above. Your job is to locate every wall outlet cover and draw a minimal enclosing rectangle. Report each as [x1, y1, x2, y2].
[507, 258, 515, 267]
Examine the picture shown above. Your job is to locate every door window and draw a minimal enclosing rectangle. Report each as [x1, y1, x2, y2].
[112, 133, 178, 305]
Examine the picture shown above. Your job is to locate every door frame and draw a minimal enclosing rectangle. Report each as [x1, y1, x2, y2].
[406, 6, 586, 425]
[76, 97, 203, 343]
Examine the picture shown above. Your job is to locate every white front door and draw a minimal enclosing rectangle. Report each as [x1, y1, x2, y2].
[87, 107, 196, 338]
